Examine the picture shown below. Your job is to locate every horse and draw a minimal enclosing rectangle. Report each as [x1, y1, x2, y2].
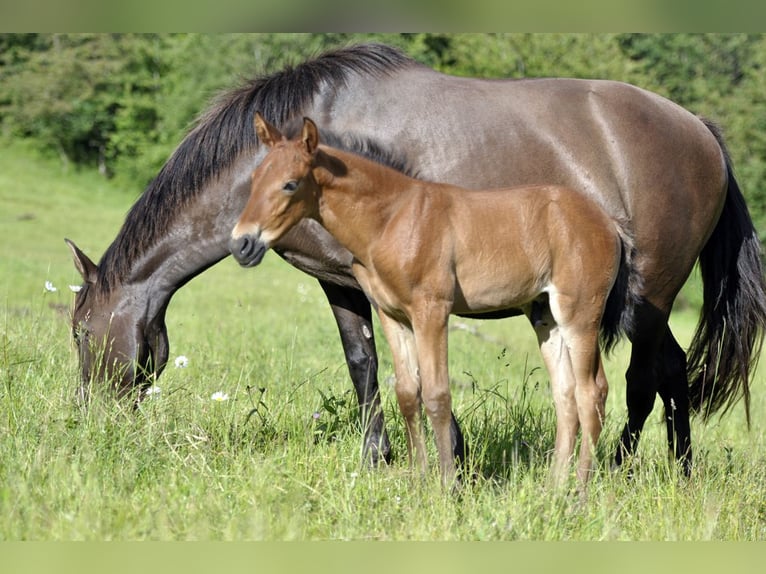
[230, 113, 641, 485]
[66, 43, 766, 474]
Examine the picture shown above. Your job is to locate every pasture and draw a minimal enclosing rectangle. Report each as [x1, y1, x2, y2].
[1, 141, 766, 541]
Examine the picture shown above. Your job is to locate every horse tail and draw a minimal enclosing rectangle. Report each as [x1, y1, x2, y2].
[600, 222, 642, 355]
[686, 120, 766, 426]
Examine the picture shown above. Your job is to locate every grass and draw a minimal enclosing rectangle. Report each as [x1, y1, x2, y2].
[2, 140, 766, 540]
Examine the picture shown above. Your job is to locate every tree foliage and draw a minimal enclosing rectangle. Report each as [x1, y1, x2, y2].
[2, 33, 765, 234]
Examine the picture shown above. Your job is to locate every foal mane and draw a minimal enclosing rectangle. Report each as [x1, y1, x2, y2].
[96, 43, 417, 295]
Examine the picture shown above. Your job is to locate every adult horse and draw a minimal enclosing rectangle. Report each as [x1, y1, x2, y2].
[67, 43, 766, 474]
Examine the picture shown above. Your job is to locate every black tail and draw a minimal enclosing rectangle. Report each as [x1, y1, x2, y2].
[600, 224, 642, 355]
[687, 120, 766, 425]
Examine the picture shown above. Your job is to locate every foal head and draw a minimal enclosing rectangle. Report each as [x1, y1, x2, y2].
[230, 113, 322, 267]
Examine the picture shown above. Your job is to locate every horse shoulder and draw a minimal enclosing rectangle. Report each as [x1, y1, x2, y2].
[364, 187, 456, 303]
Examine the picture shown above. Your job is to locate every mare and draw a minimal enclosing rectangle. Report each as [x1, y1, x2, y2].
[231, 114, 642, 485]
[66, 43, 766, 474]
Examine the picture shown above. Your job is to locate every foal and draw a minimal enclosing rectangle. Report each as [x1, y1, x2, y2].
[231, 114, 637, 487]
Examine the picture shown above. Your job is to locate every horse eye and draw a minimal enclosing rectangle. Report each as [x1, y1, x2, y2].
[283, 180, 299, 193]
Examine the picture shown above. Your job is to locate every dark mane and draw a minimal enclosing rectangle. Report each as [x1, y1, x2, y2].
[315, 130, 418, 179]
[96, 43, 416, 295]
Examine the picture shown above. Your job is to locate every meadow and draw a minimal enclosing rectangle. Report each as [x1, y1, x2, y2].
[1, 141, 766, 541]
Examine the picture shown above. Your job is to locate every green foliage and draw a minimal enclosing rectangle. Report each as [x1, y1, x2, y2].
[1, 35, 162, 174]
[616, 34, 759, 105]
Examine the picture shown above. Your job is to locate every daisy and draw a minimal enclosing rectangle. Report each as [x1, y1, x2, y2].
[44, 281, 57, 292]
[210, 391, 229, 402]
[144, 385, 162, 398]
[69, 285, 82, 293]
[174, 355, 189, 368]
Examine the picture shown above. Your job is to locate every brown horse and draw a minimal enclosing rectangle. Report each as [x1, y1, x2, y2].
[230, 114, 641, 485]
[66, 44, 766, 475]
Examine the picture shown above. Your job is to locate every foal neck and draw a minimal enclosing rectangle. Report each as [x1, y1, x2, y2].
[314, 146, 419, 248]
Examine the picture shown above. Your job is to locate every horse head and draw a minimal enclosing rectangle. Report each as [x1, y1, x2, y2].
[66, 239, 169, 403]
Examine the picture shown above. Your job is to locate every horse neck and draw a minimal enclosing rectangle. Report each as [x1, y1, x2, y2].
[314, 149, 417, 257]
[100, 150, 260, 322]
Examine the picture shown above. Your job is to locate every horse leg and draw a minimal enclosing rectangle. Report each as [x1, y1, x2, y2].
[376, 311, 428, 474]
[530, 306, 579, 486]
[613, 303, 666, 472]
[318, 281, 391, 465]
[412, 310, 456, 488]
[656, 328, 692, 476]
[571, 341, 608, 484]
[319, 282, 466, 466]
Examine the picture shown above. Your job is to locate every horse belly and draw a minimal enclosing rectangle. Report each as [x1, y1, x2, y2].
[452, 265, 544, 315]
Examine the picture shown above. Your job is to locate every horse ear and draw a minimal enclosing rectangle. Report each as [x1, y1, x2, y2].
[65, 238, 98, 284]
[254, 112, 283, 148]
[301, 117, 319, 155]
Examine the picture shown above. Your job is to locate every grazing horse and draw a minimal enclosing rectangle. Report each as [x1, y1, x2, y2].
[66, 43, 766, 473]
[231, 114, 642, 485]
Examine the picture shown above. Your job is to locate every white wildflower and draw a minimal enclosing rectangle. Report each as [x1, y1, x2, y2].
[174, 355, 189, 368]
[68, 285, 82, 293]
[44, 281, 57, 292]
[144, 385, 161, 398]
[210, 391, 229, 402]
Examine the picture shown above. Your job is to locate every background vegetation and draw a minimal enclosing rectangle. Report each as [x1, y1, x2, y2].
[1, 34, 766, 540]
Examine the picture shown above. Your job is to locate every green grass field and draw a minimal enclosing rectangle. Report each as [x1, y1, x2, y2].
[2, 141, 765, 541]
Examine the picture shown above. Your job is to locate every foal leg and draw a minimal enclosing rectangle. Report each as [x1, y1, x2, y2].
[376, 311, 428, 474]
[319, 281, 391, 465]
[531, 308, 579, 486]
[570, 340, 608, 484]
[412, 311, 456, 487]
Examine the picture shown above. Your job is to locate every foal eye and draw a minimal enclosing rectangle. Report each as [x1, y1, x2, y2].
[283, 180, 299, 193]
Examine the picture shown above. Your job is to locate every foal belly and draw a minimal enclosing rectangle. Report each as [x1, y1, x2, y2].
[452, 269, 544, 315]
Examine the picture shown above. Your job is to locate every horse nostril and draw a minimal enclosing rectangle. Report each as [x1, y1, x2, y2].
[229, 235, 249, 260]
[229, 233, 266, 267]
[240, 236, 251, 257]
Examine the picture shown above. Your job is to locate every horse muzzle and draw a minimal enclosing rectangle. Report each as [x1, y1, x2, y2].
[229, 232, 269, 267]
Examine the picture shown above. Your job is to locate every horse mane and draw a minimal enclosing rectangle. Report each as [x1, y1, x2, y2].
[315, 130, 418, 179]
[96, 43, 417, 295]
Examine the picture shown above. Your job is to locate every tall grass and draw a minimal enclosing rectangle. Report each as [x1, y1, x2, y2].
[1, 141, 765, 540]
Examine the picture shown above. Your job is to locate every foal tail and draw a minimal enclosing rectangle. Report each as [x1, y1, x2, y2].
[600, 224, 642, 355]
[686, 120, 766, 425]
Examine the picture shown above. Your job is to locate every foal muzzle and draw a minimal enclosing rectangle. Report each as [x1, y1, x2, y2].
[229, 232, 268, 267]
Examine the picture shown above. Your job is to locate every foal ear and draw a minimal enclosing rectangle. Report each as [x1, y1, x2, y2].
[301, 117, 319, 155]
[254, 112, 283, 148]
[65, 238, 98, 285]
